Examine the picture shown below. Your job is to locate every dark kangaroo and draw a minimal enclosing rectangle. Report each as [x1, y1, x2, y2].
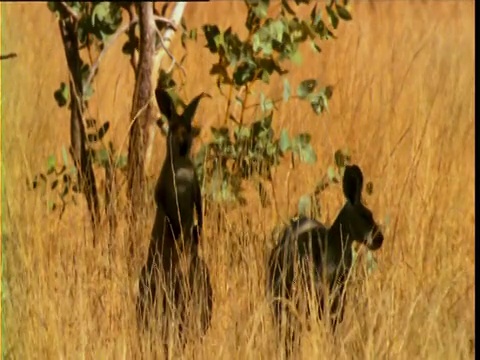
[137, 87, 213, 354]
[267, 164, 384, 358]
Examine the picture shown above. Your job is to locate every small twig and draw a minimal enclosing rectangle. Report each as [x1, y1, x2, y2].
[155, 28, 186, 77]
[0, 53, 17, 60]
[153, 15, 178, 31]
[124, 4, 138, 72]
[83, 18, 139, 94]
[60, 2, 80, 21]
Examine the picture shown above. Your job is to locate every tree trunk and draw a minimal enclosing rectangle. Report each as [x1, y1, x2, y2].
[127, 2, 156, 262]
[58, 18, 100, 245]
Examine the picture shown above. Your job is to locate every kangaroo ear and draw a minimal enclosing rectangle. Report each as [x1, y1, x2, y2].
[182, 92, 211, 125]
[155, 88, 177, 123]
[343, 164, 364, 205]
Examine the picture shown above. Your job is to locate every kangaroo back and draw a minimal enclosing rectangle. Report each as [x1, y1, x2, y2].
[267, 165, 385, 358]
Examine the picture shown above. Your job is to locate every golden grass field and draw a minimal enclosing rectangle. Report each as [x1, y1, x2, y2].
[1, 1, 475, 359]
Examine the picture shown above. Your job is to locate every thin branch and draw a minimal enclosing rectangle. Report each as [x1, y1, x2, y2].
[83, 14, 177, 94]
[144, 2, 187, 172]
[60, 2, 80, 21]
[153, 15, 178, 31]
[155, 28, 186, 76]
[0, 53, 17, 60]
[83, 18, 139, 94]
[124, 4, 138, 72]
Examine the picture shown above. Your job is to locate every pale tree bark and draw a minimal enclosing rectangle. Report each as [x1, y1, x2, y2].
[145, 2, 187, 172]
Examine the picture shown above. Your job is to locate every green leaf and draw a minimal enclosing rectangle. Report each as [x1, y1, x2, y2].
[86, 118, 97, 128]
[327, 165, 337, 182]
[326, 5, 339, 29]
[279, 129, 291, 153]
[95, 148, 110, 167]
[189, 28, 198, 41]
[283, 78, 291, 102]
[260, 92, 274, 112]
[115, 154, 128, 169]
[51, 179, 59, 190]
[47, 200, 56, 211]
[336, 4, 352, 21]
[122, 36, 139, 56]
[324, 85, 334, 98]
[309, 93, 328, 115]
[334, 149, 350, 168]
[290, 50, 303, 65]
[366, 251, 378, 275]
[87, 121, 110, 142]
[296, 79, 317, 99]
[281, 0, 296, 15]
[83, 82, 94, 101]
[250, 0, 270, 19]
[233, 61, 257, 86]
[202, 24, 221, 53]
[298, 194, 312, 216]
[310, 3, 322, 26]
[54, 82, 69, 107]
[47, 2, 59, 14]
[234, 125, 251, 141]
[310, 41, 322, 53]
[366, 181, 374, 195]
[210, 63, 232, 84]
[211, 126, 230, 146]
[47, 155, 56, 173]
[91, 2, 110, 26]
[292, 133, 317, 164]
[61, 146, 69, 167]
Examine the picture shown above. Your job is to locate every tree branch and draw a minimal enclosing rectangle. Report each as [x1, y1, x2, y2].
[145, 2, 187, 172]
[83, 15, 177, 95]
[0, 53, 17, 60]
[83, 18, 138, 94]
[60, 2, 80, 21]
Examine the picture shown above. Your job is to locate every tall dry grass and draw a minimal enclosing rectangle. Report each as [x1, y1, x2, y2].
[1, 1, 474, 359]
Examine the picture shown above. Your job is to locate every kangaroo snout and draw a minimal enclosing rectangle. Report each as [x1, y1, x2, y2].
[366, 225, 384, 251]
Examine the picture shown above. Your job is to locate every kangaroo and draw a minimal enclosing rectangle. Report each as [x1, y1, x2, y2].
[267, 164, 384, 358]
[137, 88, 213, 355]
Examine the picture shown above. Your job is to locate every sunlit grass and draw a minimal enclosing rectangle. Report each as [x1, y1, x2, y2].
[2, 1, 474, 359]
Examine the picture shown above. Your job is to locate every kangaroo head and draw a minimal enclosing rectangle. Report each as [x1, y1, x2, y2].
[155, 88, 209, 157]
[337, 164, 384, 251]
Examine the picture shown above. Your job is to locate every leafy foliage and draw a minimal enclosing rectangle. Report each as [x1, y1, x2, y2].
[296, 148, 374, 218]
[181, 0, 353, 206]
[48, 2, 124, 103]
[28, 146, 80, 217]
[39, 1, 358, 218]
[28, 120, 128, 218]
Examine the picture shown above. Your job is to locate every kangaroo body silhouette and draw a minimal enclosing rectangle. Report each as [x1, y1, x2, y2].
[267, 164, 385, 358]
[137, 87, 212, 356]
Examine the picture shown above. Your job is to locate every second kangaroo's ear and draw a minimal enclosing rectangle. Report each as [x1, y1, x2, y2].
[343, 164, 364, 205]
[155, 88, 177, 123]
[181, 92, 211, 125]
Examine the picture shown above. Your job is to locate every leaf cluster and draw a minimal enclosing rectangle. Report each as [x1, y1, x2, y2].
[184, 0, 352, 206]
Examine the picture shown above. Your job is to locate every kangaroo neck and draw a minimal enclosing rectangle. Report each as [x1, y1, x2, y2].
[326, 207, 354, 259]
[165, 146, 191, 170]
